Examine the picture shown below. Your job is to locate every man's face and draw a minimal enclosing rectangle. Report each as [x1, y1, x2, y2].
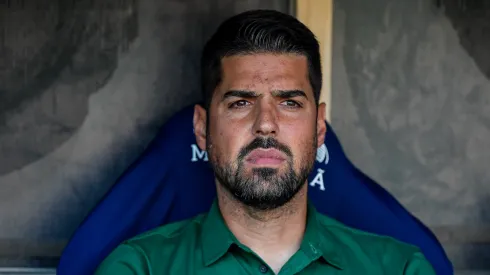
[194, 53, 326, 210]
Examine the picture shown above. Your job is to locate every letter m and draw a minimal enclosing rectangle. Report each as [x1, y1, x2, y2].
[191, 144, 208, 162]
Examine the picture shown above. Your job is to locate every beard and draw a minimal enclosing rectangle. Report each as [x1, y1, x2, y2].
[208, 134, 317, 211]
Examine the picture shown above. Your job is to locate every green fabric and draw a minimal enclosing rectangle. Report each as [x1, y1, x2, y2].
[95, 201, 436, 275]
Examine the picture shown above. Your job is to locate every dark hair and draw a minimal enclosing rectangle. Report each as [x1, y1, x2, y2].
[200, 9, 322, 109]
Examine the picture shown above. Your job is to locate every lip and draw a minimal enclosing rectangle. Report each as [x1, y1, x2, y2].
[245, 149, 286, 166]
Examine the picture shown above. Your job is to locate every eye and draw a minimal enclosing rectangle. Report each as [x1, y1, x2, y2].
[280, 100, 301, 108]
[229, 100, 251, 108]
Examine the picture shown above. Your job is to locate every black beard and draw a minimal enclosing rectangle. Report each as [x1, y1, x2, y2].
[208, 136, 315, 211]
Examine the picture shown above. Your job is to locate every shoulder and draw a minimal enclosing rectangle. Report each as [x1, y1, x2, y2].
[318, 213, 419, 254]
[126, 214, 206, 250]
[95, 214, 206, 275]
[316, 213, 436, 274]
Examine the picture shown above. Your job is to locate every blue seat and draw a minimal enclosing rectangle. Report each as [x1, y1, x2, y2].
[57, 104, 453, 275]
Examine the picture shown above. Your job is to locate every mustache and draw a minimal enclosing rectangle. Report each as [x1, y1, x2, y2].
[238, 137, 293, 161]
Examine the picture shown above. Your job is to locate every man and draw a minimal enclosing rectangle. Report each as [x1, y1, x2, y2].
[95, 10, 436, 274]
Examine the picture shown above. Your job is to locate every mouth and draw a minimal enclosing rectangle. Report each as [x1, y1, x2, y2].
[245, 148, 287, 166]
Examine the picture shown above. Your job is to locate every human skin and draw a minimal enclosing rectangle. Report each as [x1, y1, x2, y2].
[193, 53, 326, 272]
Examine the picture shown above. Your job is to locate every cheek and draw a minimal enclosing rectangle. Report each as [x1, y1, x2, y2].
[210, 122, 248, 163]
[284, 122, 317, 161]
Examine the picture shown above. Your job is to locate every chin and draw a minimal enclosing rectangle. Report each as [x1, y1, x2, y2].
[250, 167, 282, 181]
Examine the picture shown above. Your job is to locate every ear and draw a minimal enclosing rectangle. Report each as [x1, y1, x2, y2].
[316, 103, 327, 148]
[193, 104, 207, 151]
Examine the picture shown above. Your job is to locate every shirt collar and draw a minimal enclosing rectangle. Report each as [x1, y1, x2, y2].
[200, 200, 346, 270]
[200, 200, 236, 266]
[301, 202, 345, 270]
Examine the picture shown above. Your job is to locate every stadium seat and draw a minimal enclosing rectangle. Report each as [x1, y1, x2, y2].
[57, 104, 453, 275]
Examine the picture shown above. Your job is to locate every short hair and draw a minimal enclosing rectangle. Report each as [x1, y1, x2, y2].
[200, 9, 322, 109]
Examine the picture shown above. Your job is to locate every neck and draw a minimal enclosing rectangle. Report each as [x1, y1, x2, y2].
[216, 183, 308, 273]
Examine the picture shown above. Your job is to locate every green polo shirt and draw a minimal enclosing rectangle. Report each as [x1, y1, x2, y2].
[95, 201, 435, 275]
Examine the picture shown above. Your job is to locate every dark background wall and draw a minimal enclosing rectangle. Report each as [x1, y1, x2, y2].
[331, 0, 490, 272]
[0, 0, 291, 267]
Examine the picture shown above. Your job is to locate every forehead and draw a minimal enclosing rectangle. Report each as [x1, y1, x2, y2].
[219, 53, 310, 91]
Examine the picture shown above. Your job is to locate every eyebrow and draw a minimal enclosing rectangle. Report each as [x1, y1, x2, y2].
[222, 90, 258, 100]
[271, 90, 308, 99]
[222, 89, 307, 101]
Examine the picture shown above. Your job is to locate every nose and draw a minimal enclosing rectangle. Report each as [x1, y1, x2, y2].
[252, 100, 279, 137]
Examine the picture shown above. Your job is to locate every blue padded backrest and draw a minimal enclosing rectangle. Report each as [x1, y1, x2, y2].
[57, 105, 452, 275]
